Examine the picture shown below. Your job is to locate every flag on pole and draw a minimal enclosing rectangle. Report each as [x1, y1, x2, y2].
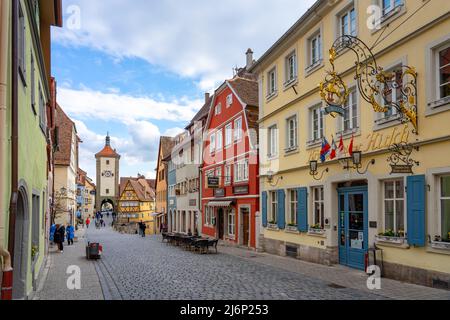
[330, 136, 337, 160]
[338, 134, 345, 158]
[348, 134, 354, 157]
[320, 137, 331, 163]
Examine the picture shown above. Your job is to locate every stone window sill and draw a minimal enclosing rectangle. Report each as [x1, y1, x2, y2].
[426, 97, 450, 116]
[283, 78, 298, 91]
[375, 235, 410, 248]
[308, 228, 326, 237]
[305, 60, 324, 77]
[306, 139, 322, 150]
[429, 241, 450, 251]
[285, 225, 299, 234]
[266, 91, 278, 103]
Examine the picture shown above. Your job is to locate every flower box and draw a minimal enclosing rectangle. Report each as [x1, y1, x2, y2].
[286, 225, 299, 233]
[308, 228, 326, 236]
[267, 223, 278, 230]
[375, 235, 407, 245]
[430, 241, 450, 250]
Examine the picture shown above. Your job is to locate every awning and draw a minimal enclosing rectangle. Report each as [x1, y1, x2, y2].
[208, 201, 233, 207]
[151, 212, 164, 217]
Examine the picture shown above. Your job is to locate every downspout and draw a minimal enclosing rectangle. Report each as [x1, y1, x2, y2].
[0, 0, 12, 274]
[1, 0, 16, 301]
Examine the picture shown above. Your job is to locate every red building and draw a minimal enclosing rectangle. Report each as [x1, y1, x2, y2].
[201, 67, 259, 249]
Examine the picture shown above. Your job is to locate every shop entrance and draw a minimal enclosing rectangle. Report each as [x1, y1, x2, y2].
[217, 208, 224, 240]
[337, 186, 368, 271]
[241, 207, 250, 246]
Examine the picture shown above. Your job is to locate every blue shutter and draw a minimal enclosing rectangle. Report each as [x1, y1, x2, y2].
[297, 187, 308, 232]
[277, 189, 286, 229]
[407, 175, 426, 247]
[262, 191, 268, 228]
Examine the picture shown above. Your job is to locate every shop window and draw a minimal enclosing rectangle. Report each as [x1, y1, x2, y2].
[288, 189, 298, 226]
[312, 187, 324, 229]
[228, 209, 235, 236]
[383, 179, 405, 234]
[439, 176, 450, 241]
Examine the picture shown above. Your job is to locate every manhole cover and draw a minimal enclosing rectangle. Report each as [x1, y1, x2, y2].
[328, 283, 346, 289]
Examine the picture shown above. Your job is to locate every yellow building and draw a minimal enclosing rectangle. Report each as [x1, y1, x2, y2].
[84, 177, 96, 220]
[118, 177, 157, 234]
[251, 0, 450, 288]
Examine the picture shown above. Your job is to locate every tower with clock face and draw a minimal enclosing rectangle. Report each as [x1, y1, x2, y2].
[95, 133, 121, 213]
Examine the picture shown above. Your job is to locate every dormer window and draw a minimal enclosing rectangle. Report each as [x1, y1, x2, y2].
[226, 94, 233, 108]
[215, 103, 222, 115]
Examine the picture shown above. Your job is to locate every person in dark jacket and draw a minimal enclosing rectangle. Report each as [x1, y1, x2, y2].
[141, 222, 146, 237]
[66, 224, 75, 246]
[54, 224, 66, 253]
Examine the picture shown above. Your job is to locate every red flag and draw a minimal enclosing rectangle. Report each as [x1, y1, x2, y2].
[338, 135, 344, 158]
[330, 137, 337, 160]
[348, 135, 354, 156]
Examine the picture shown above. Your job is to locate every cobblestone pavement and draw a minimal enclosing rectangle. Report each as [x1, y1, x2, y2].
[34, 228, 104, 300]
[85, 223, 450, 300]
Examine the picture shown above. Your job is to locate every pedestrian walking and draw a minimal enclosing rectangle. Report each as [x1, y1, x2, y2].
[54, 224, 66, 253]
[100, 218, 105, 228]
[141, 222, 147, 238]
[86, 217, 91, 229]
[49, 224, 56, 244]
[66, 224, 75, 246]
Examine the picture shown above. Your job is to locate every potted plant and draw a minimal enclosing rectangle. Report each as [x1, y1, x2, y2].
[430, 233, 450, 250]
[267, 220, 278, 229]
[286, 223, 298, 232]
[308, 224, 325, 235]
[375, 229, 406, 245]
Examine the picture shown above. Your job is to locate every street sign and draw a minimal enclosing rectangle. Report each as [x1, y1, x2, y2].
[390, 164, 414, 175]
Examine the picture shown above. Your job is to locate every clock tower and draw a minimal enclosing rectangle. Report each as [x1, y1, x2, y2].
[95, 133, 121, 213]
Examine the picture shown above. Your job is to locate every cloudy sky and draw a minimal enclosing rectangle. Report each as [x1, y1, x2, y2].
[52, 0, 317, 181]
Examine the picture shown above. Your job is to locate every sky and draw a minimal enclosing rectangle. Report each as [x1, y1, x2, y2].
[51, 0, 317, 181]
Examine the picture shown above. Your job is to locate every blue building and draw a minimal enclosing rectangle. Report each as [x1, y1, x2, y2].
[165, 153, 177, 232]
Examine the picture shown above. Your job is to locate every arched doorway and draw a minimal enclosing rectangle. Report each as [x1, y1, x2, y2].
[100, 199, 114, 212]
[13, 186, 30, 300]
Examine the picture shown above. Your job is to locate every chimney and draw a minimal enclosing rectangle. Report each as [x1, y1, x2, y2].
[246, 48, 254, 70]
[205, 92, 210, 104]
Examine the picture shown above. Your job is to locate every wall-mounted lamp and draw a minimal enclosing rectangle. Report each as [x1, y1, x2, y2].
[309, 160, 329, 181]
[267, 171, 283, 187]
[340, 151, 375, 175]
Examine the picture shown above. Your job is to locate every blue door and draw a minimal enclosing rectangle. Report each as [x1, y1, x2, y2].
[338, 187, 368, 270]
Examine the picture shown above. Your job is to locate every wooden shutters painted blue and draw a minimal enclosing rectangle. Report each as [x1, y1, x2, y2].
[277, 189, 286, 229]
[262, 191, 268, 228]
[407, 175, 426, 247]
[297, 187, 308, 232]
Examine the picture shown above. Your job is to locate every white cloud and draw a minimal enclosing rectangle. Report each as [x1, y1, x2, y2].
[58, 87, 202, 125]
[163, 127, 185, 137]
[56, 0, 317, 90]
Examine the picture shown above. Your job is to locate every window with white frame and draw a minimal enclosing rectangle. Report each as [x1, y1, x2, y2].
[382, 66, 403, 119]
[224, 164, 232, 186]
[226, 94, 233, 108]
[309, 33, 322, 66]
[285, 51, 297, 84]
[267, 67, 277, 97]
[39, 88, 46, 130]
[340, 6, 356, 37]
[228, 209, 235, 236]
[286, 115, 298, 150]
[205, 169, 214, 186]
[205, 206, 211, 225]
[215, 103, 222, 115]
[31, 53, 36, 113]
[383, 179, 405, 233]
[234, 159, 249, 183]
[234, 117, 242, 141]
[341, 89, 358, 133]
[382, 0, 403, 16]
[209, 133, 216, 153]
[310, 105, 324, 141]
[215, 167, 222, 186]
[313, 187, 324, 229]
[269, 191, 278, 224]
[439, 175, 450, 241]
[438, 45, 450, 100]
[288, 189, 298, 226]
[216, 129, 223, 150]
[268, 125, 278, 157]
[225, 123, 232, 147]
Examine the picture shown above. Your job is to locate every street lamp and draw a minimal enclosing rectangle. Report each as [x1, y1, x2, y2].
[340, 151, 375, 175]
[266, 170, 283, 187]
[309, 160, 329, 181]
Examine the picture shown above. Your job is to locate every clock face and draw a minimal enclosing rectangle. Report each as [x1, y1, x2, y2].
[103, 170, 112, 178]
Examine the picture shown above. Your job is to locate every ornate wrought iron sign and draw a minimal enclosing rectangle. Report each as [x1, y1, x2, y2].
[387, 142, 420, 175]
[319, 35, 418, 134]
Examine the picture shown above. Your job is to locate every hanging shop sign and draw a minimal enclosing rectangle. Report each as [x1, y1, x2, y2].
[233, 185, 249, 195]
[387, 142, 420, 175]
[207, 177, 220, 189]
[214, 188, 225, 198]
[323, 105, 345, 117]
[319, 35, 419, 134]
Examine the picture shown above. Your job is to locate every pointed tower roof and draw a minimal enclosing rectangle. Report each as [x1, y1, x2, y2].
[95, 133, 121, 158]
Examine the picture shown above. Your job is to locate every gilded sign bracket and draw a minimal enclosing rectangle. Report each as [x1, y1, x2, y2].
[387, 142, 420, 175]
[319, 35, 419, 135]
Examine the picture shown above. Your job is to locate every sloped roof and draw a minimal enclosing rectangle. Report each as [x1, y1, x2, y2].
[228, 77, 259, 107]
[95, 144, 120, 158]
[120, 177, 156, 200]
[188, 95, 213, 128]
[121, 178, 155, 202]
[54, 104, 76, 166]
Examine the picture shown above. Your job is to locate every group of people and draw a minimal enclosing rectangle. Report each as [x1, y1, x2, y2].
[138, 221, 147, 237]
[85, 211, 108, 229]
[49, 223, 75, 253]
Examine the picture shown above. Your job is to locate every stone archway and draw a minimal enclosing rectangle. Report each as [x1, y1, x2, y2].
[13, 186, 30, 300]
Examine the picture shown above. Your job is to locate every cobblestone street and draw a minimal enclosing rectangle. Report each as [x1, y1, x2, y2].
[83, 223, 449, 300]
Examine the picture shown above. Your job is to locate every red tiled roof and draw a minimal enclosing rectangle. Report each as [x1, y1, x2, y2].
[95, 145, 120, 158]
[54, 104, 76, 166]
[120, 177, 155, 202]
[228, 77, 259, 107]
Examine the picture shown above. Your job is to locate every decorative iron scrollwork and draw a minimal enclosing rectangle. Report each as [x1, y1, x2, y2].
[387, 142, 420, 175]
[319, 35, 418, 134]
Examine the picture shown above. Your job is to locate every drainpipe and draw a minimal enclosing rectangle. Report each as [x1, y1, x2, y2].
[0, 0, 14, 301]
